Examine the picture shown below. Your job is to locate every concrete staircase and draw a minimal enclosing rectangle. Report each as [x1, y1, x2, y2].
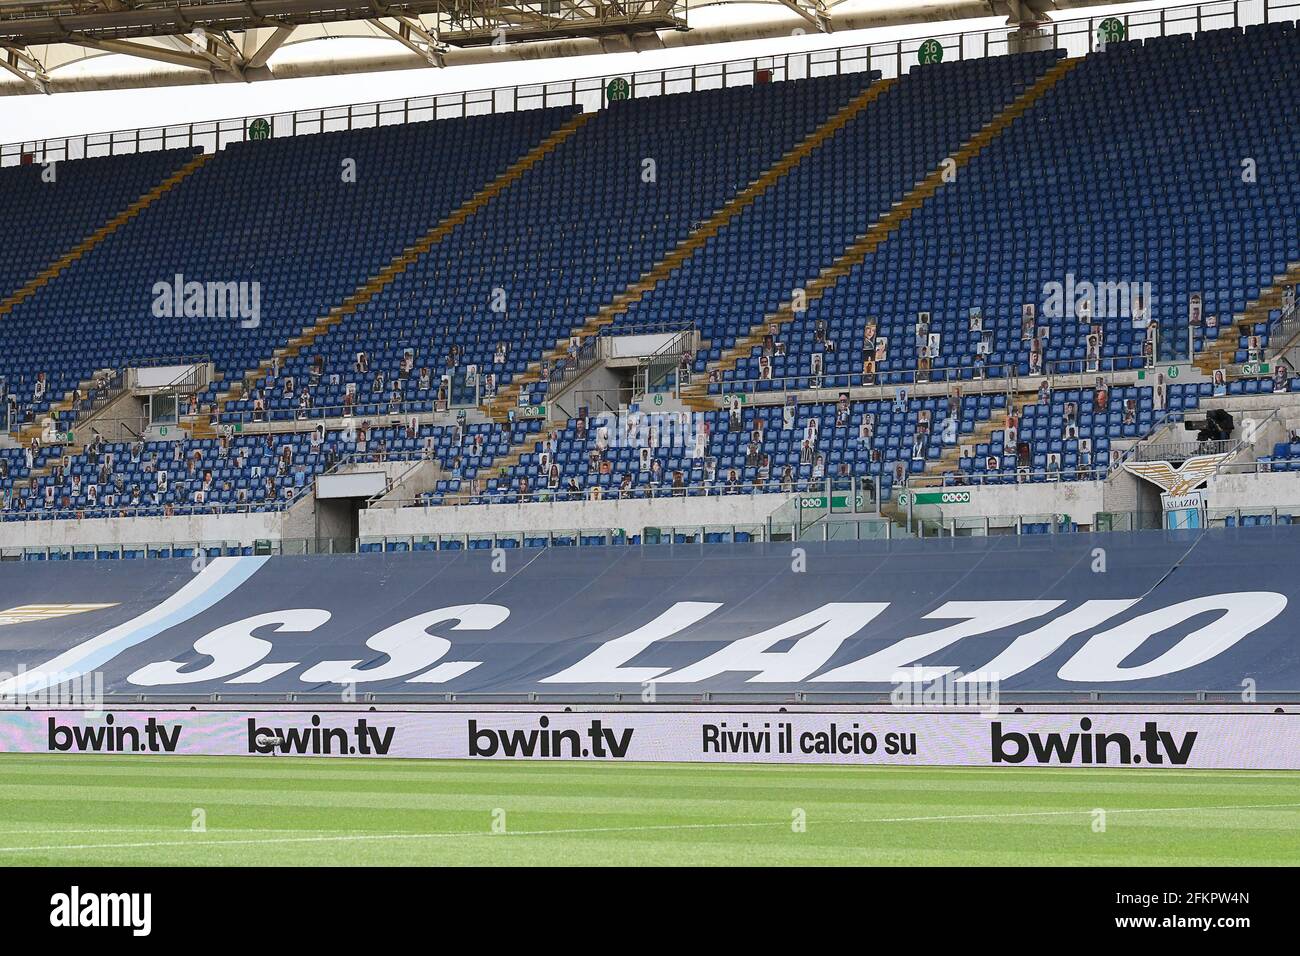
[679, 57, 1081, 413]
[1193, 260, 1300, 375]
[13, 370, 112, 447]
[482, 78, 902, 422]
[873, 403, 1016, 527]
[1193, 316, 1252, 376]
[913, 408, 1009, 487]
[0, 152, 212, 320]
[187, 411, 219, 440]
[208, 111, 596, 428]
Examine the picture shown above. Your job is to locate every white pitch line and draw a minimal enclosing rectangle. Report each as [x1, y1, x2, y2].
[866, 801, 1300, 824]
[0, 826, 365, 837]
[1, 801, 1298, 854]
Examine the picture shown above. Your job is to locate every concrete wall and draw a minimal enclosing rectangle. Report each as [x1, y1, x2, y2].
[1101, 458, 1142, 513]
[905, 480, 1108, 526]
[1206, 471, 1300, 512]
[902, 465, 1297, 529]
[548, 361, 626, 420]
[372, 459, 440, 508]
[6, 471, 1289, 550]
[359, 492, 795, 537]
[0, 492, 792, 550]
[78, 392, 150, 444]
[0, 509, 288, 550]
[313, 498, 358, 544]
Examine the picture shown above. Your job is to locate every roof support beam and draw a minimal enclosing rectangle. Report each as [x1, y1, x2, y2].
[371, 15, 445, 67]
[69, 30, 247, 75]
[776, 0, 832, 32]
[152, 31, 243, 77]
[0, 45, 49, 92]
[68, 36, 215, 69]
[245, 24, 294, 68]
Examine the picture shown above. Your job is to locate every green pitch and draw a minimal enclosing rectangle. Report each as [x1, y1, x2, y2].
[0, 753, 1295, 866]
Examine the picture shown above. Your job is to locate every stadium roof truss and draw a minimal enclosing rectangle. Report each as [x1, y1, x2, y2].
[0, 0, 695, 91]
[0, 0, 693, 47]
[0, 0, 1142, 93]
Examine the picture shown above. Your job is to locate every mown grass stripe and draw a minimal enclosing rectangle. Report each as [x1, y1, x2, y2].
[0, 754, 1294, 866]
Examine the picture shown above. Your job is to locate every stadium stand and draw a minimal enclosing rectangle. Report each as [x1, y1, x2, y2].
[0, 106, 581, 428]
[3, 419, 541, 518]
[689, 23, 1300, 396]
[0, 148, 205, 319]
[956, 382, 1203, 483]
[246, 71, 880, 420]
[665, 50, 1068, 392]
[4, 21, 1300, 536]
[452, 393, 1006, 504]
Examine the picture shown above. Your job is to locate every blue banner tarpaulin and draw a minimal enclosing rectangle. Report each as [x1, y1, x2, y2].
[0, 527, 1296, 697]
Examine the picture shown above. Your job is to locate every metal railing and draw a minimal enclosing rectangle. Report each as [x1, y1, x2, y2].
[904, 464, 1114, 488]
[7, 501, 1300, 563]
[412, 477, 813, 508]
[0, 0, 1283, 167]
[14, 408, 1281, 523]
[634, 324, 697, 400]
[0, 44, 874, 167]
[552, 386, 626, 421]
[5, 355, 211, 442]
[215, 393, 485, 427]
[127, 359, 213, 396]
[0, 498, 296, 523]
[68, 369, 126, 426]
[538, 334, 601, 400]
[1135, 438, 1235, 461]
[714, 360, 1023, 409]
[711, 354, 1181, 405]
[1260, 287, 1300, 368]
[1214, 457, 1300, 474]
[1215, 405, 1284, 467]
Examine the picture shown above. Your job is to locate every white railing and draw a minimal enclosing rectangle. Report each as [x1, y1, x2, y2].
[8, 498, 1300, 562]
[0, 0, 1286, 167]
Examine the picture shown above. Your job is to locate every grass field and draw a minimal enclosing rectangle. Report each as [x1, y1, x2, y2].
[0, 753, 1295, 865]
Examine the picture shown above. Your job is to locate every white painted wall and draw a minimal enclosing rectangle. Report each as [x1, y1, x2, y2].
[604, 333, 680, 360]
[904, 480, 1108, 525]
[359, 492, 795, 537]
[316, 470, 388, 499]
[0, 509, 288, 550]
[4, 467, 1285, 552]
[1206, 472, 1300, 512]
[133, 365, 195, 389]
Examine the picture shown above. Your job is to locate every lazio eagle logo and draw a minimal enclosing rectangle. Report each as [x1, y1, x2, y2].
[1123, 454, 1233, 496]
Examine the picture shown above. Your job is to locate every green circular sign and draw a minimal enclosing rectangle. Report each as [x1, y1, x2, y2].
[1098, 17, 1126, 44]
[248, 117, 271, 141]
[917, 39, 944, 65]
[606, 77, 631, 102]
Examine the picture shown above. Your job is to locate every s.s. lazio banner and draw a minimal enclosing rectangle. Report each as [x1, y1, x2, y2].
[0, 528, 1298, 698]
